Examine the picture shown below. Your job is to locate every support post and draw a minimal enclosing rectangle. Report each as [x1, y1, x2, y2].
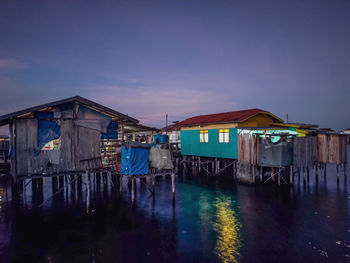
[336, 164, 340, 184]
[152, 175, 155, 196]
[131, 177, 135, 203]
[86, 171, 90, 214]
[171, 173, 175, 199]
[119, 174, 123, 193]
[344, 163, 347, 181]
[289, 166, 293, 185]
[260, 166, 263, 183]
[278, 168, 281, 186]
[252, 165, 255, 184]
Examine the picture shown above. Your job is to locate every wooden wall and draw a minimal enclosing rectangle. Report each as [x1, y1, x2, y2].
[15, 118, 102, 176]
[293, 136, 318, 168]
[237, 134, 259, 165]
[318, 134, 347, 164]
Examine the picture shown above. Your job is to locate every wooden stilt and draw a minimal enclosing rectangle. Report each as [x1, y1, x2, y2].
[252, 165, 255, 184]
[86, 171, 90, 214]
[198, 157, 201, 173]
[171, 173, 175, 199]
[324, 163, 327, 179]
[119, 174, 123, 193]
[336, 164, 340, 184]
[344, 163, 347, 181]
[290, 166, 293, 185]
[260, 166, 263, 183]
[131, 177, 135, 203]
[307, 166, 310, 183]
[271, 167, 275, 182]
[303, 167, 306, 184]
[278, 168, 281, 186]
[75, 174, 78, 201]
[315, 164, 318, 183]
[152, 175, 155, 196]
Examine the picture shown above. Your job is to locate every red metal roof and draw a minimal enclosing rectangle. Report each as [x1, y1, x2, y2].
[171, 108, 281, 130]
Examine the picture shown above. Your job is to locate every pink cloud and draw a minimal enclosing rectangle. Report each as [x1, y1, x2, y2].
[0, 58, 27, 70]
[88, 85, 241, 127]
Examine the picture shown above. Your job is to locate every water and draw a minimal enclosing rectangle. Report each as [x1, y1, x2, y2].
[0, 160, 350, 262]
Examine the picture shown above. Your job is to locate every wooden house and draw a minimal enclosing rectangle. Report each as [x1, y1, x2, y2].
[0, 96, 156, 179]
[172, 108, 284, 159]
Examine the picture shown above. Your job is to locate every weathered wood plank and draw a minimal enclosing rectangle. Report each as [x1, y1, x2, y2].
[15, 119, 28, 175]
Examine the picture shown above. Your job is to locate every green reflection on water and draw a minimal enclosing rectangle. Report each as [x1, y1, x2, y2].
[213, 196, 241, 263]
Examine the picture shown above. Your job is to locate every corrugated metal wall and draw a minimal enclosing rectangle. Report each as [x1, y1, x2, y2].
[180, 128, 238, 159]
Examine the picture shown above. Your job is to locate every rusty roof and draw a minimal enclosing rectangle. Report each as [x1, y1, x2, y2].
[171, 108, 283, 130]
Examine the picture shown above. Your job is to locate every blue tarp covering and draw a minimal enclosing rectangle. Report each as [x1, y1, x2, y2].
[36, 111, 54, 119]
[35, 120, 61, 156]
[101, 121, 118, 139]
[121, 146, 149, 175]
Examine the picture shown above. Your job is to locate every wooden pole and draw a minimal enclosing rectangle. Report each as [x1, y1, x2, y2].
[336, 164, 339, 184]
[324, 163, 327, 180]
[315, 164, 318, 183]
[290, 166, 293, 185]
[171, 173, 175, 199]
[252, 165, 255, 184]
[260, 166, 263, 183]
[119, 174, 123, 193]
[86, 171, 90, 214]
[131, 177, 135, 203]
[198, 157, 201, 173]
[344, 163, 347, 181]
[152, 175, 155, 196]
[278, 168, 281, 186]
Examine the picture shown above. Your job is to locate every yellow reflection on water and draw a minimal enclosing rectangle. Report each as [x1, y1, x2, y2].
[213, 197, 241, 263]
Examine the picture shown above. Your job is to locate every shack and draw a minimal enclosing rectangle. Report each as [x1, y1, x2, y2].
[0, 96, 154, 180]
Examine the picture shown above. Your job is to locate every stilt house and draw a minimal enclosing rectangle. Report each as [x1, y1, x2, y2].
[0, 96, 155, 179]
[172, 108, 284, 159]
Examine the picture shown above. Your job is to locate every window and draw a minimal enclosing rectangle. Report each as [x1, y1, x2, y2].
[200, 130, 208, 143]
[219, 129, 229, 143]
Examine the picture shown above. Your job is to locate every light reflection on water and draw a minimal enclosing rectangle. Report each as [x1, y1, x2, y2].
[213, 196, 241, 263]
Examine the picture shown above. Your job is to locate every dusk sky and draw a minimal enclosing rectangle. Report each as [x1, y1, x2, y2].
[0, 0, 349, 134]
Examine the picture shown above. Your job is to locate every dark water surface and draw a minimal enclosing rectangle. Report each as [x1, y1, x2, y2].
[1, 158, 350, 262]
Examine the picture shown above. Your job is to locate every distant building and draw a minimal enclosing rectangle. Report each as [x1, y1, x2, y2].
[342, 128, 350, 135]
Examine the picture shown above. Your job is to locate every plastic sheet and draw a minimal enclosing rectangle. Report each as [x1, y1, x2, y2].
[35, 120, 61, 156]
[149, 148, 173, 170]
[101, 121, 118, 139]
[75, 105, 111, 133]
[121, 146, 149, 175]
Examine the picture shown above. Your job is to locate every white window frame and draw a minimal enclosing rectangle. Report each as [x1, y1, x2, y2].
[200, 130, 209, 143]
[219, 129, 229, 143]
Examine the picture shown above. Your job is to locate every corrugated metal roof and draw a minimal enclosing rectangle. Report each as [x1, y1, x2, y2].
[0, 96, 139, 126]
[171, 108, 282, 130]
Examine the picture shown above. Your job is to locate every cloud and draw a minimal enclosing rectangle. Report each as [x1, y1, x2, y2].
[0, 58, 27, 70]
[88, 85, 241, 127]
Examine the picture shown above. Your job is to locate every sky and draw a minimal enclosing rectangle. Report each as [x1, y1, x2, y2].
[0, 0, 349, 134]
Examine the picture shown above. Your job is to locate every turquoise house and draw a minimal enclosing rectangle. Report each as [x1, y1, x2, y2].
[181, 128, 238, 159]
[171, 108, 284, 159]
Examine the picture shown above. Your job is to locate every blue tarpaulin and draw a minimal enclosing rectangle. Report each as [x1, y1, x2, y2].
[35, 120, 61, 156]
[101, 121, 118, 139]
[121, 146, 149, 175]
